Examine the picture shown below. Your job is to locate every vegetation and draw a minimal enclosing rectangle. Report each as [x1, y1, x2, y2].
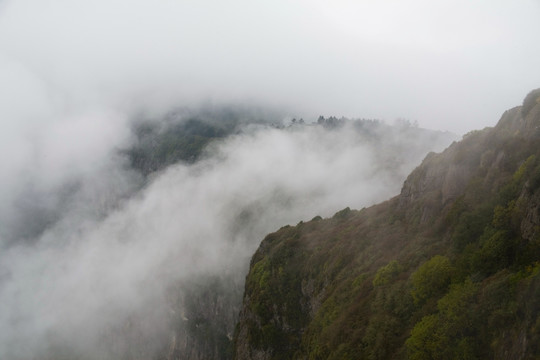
[522, 88, 540, 118]
[124, 105, 286, 175]
[126, 116, 238, 175]
[410, 255, 453, 304]
[234, 97, 540, 359]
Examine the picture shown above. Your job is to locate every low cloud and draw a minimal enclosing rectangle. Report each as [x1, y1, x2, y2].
[0, 118, 455, 358]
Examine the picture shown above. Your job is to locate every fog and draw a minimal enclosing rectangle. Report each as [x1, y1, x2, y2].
[1, 1, 540, 135]
[0, 116, 455, 358]
[0, 0, 538, 358]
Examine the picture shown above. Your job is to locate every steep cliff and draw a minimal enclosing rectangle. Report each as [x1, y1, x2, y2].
[233, 89, 540, 359]
[164, 276, 243, 360]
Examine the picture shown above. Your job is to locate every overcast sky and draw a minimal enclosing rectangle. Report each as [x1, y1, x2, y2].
[1, 0, 540, 135]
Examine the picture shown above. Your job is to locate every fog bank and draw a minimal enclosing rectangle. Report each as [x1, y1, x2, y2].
[0, 118, 455, 358]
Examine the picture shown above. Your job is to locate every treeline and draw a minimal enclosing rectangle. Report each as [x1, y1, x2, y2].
[124, 107, 422, 177]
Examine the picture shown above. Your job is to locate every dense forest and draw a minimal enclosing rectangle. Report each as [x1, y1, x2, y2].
[233, 89, 540, 359]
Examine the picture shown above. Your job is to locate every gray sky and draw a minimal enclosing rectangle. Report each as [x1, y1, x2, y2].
[1, 0, 539, 135]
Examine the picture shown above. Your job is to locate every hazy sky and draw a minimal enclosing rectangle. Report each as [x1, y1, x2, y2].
[1, 0, 539, 135]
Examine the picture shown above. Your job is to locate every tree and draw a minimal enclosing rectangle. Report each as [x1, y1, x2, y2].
[406, 279, 479, 360]
[373, 260, 402, 287]
[411, 255, 453, 304]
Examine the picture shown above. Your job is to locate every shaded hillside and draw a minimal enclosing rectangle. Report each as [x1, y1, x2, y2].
[233, 89, 540, 360]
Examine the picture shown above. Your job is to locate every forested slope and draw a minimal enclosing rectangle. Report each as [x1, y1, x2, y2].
[233, 89, 540, 360]
[118, 107, 455, 360]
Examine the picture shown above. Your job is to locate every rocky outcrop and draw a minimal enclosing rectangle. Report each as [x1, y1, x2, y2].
[398, 95, 540, 226]
[163, 276, 243, 360]
[233, 294, 272, 360]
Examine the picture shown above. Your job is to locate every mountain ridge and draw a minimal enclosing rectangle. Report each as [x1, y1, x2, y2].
[232, 89, 540, 360]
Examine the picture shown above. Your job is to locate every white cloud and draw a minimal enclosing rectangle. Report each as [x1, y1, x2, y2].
[1, 0, 538, 134]
[0, 122, 455, 358]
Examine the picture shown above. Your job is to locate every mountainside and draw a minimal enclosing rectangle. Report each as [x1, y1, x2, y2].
[1, 99, 460, 360]
[233, 89, 540, 360]
[141, 114, 456, 360]
[120, 109, 457, 360]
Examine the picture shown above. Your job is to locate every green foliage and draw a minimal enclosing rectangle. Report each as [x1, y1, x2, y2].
[471, 230, 518, 276]
[405, 314, 440, 360]
[411, 255, 453, 304]
[126, 119, 223, 174]
[235, 99, 540, 359]
[513, 155, 536, 182]
[240, 226, 312, 356]
[333, 207, 353, 220]
[436, 279, 478, 328]
[492, 203, 513, 229]
[125, 111, 260, 175]
[362, 314, 401, 360]
[451, 205, 492, 251]
[362, 281, 415, 360]
[373, 260, 402, 287]
[251, 258, 271, 289]
[406, 279, 479, 360]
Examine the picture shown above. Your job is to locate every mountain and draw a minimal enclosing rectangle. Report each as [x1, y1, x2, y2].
[139, 113, 457, 360]
[233, 89, 540, 360]
[119, 110, 457, 360]
[1, 99, 459, 360]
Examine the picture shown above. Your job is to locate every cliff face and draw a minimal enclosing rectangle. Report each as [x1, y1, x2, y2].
[160, 276, 243, 360]
[233, 89, 540, 360]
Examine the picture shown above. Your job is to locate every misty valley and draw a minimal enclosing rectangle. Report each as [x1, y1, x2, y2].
[0, 105, 457, 359]
[3, 89, 540, 360]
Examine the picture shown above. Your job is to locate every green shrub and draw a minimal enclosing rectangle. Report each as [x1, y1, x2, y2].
[411, 255, 453, 304]
[406, 279, 479, 360]
[373, 260, 402, 287]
